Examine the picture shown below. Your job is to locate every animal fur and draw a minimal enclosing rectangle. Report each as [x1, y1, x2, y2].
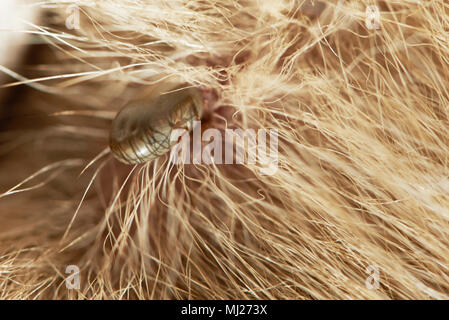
[1, 0, 449, 299]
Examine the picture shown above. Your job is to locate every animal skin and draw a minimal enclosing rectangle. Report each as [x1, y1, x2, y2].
[1, 0, 449, 300]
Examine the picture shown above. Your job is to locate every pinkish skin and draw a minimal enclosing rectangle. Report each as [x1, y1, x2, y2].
[196, 87, 242, 133]
[198, 87, 219, 114]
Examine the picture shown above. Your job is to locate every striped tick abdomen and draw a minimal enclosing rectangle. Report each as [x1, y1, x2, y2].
[109, 85, 203, 164]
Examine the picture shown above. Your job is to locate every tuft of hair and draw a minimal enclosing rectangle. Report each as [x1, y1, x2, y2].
[1, 0, 449, 299]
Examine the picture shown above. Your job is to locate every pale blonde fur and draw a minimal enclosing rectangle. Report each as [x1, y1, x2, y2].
[1, 0, 449, 299]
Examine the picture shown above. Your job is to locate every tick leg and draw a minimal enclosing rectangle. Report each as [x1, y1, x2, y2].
[177, 128, 190, 142]
[173, 119, 189, 129]
[167, 118, 176, 127]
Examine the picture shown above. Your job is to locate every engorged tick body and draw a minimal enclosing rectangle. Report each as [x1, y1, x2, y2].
[109, 85, 203, 164]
